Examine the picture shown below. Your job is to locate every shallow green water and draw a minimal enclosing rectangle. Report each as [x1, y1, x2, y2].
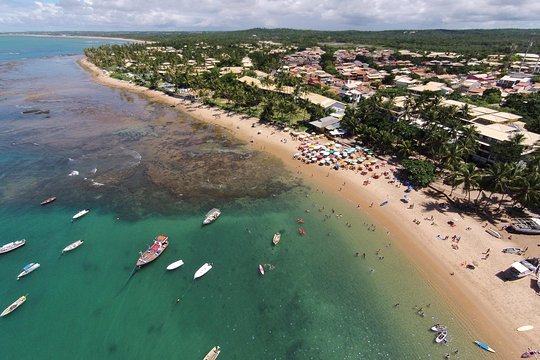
[0, 37, 488, 359]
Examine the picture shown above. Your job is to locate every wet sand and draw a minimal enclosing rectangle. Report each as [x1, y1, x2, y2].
[79, 57, 537, 358]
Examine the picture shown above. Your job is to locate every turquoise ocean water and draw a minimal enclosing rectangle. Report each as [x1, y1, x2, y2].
[0, 36, 487, 359]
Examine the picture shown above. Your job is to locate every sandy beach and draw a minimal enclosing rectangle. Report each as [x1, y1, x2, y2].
[79, 57, 539, 358]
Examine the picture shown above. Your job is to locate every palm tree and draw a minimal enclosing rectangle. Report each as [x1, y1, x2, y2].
[396, 139, 415, 159]
[444, 161, 465, 196]
[511, 172, 540, 209]
[455, 162, 483, 201]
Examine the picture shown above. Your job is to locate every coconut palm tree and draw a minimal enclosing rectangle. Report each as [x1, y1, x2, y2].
[455, 162, 483, 201]
[511, 172, 540, 209]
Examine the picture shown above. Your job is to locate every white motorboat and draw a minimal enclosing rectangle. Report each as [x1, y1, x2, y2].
[430, 324, 447, 332]
[435, 330, 448, 343]
[203, 208, 221, 225]
[17, 263, 41, 280]
[166, 259, 184, 271]
[272, 232, 281, 245]
[1, 295, 27, 317]
[203, 346, 221, 360]
[62, 240, 84, 253]
[259, 264, 265, 275]
[0, 239, 26, 254]
[194, 263, 213, 279]
[72, 209, 90, 220]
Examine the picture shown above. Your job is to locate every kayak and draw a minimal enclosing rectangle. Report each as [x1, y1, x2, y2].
[474, 340, 495, 353]
[166, 260, 184, 271]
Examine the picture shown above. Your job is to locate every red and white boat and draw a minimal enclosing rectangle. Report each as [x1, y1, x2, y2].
[136, 235, 169, 267]
[40, 197, 57, 206]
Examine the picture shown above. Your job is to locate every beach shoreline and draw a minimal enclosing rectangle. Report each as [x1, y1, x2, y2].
[2, 33, 147, 44]
[79, 57, 537, 358]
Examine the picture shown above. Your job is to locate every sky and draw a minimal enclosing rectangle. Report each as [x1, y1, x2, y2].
[1, 0, 540, 32]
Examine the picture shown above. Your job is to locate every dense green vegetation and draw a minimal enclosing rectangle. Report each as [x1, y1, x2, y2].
[26, 28, 540, 55]
[340, 94, 540, 210]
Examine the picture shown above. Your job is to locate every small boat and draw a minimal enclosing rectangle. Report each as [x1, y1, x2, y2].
[431, 324, 447, 332]
[474, 340, 496, 353]
[259, 264, 265, 275]
[435, 330, 448, 343]
[72, 209, 90, 220]
[166, 260, 184, 271]
[296, 218, 305, 224]
[503, 247, 524, 255]
[40, 197, 57, 205]
[485, 228, 502, 239]
[522, 349, 540, 358]
[0, 239, 26, 254]
[17, 263, 41, 280]
[62, 240, 84, 253]
[509, 217, 540, 235]
[1, 295, 27, 317]
[136, 235, 169, 267]
[517, 325, 534, 332]
[298, 228, 305, 235]
[203, 208, 221, 225]
[272, 232, 281, 245]
[194, 263, 213, 279]
[380, 200, 389, 206]
[203, 346, 221, 360]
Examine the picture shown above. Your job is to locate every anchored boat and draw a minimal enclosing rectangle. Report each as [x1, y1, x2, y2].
[17, 263, 40, 280]
[62, 240, 84, 253]
[1, 295, 27, 317]
[272, 232, 281, 245]
[166, 259, 184, 271]
[194, 263, 213, 279]
[0, 239, 26, 254]
[72, 209, 90, 221]
[40, 196, 57, 206]
[203, 346, 221, 360]
[203, 208, 221, 225]
[136, 235, 169, 267]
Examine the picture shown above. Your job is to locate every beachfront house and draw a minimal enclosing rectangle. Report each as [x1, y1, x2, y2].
[308, 115, 343, 136]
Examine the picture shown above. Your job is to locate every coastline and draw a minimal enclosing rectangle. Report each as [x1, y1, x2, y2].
[78, 57, 537, 358]
[2, 33, 148, 44]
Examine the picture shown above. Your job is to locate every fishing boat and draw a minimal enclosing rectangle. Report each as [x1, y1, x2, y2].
[296, 218, 305, 224]
[474, 340, 496, 353]
[203, 208, 221, 225]
[1, 295, 27, 317]
[194, 263, 213, 279]
[272, 232, 281, 245]
[298, 228, 306, 235]
[72, 209, 90, 220]
[0, 239, 26, 254]
[431, 324, 447, 332]
[203, 346, 221, 360]
[136, 235, 169, 267]
[166, 259, 184, 271]
[17, 263, 40, 280]
[509, 218, 540, 235]
[259, 264, 265, 275]
[435, 330, 448, 343]
[522, 349, 540, 358]
[485, 228, 502, 239]
[40, 196, 57, 205]
[503, 247, 524, 255]
[62, 240, 84, 253]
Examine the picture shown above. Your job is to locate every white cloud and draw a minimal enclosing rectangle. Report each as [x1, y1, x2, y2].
[0, 0, 539, 31]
